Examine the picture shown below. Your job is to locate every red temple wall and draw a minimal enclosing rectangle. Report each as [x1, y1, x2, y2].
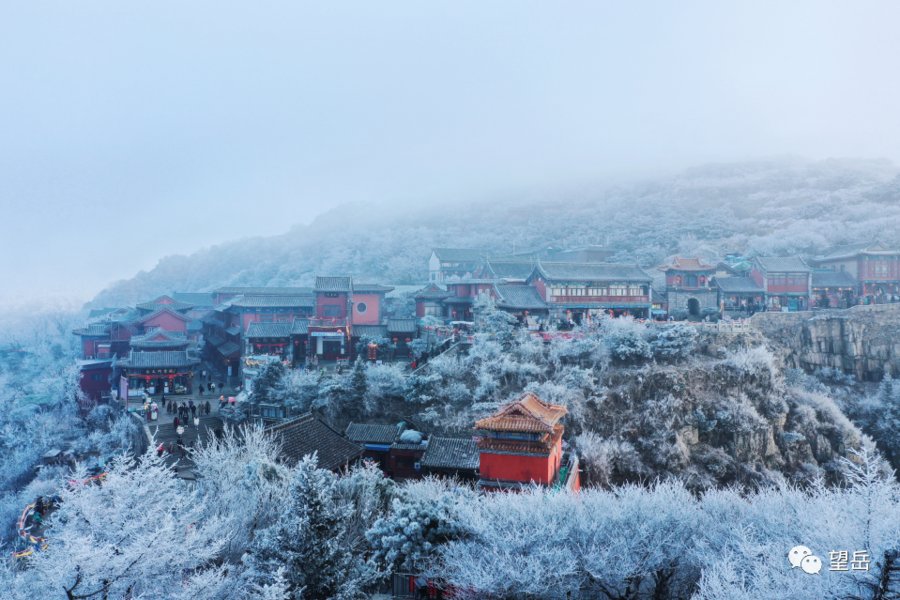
[142, 312, 186, 333]
[316, 294, 349, 319]
[351, 293, 382, 325]
[479, 440, 562, 485]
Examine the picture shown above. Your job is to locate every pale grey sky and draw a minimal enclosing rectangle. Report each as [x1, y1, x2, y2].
[2, 1, 900, 307]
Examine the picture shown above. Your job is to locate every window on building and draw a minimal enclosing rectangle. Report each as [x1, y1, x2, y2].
[610, 285, 627, 296]
[323, 305, 341, 317]
[356, 302, 367, 313]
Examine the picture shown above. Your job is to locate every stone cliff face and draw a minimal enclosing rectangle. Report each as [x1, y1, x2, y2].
[581, 339, 862, 490]
[753, 304, 900, 381]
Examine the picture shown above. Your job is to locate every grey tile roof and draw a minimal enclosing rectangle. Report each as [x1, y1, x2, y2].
[352, 325, 389, 339]
[130, 329, 190, 348]
[715, 276, 764, 293]
[172, 292, 216, 307]
[228, 295, 315, 308]
[215, 341, 241, 357]
[315, 276, 352, 292]
[214, 286, 313, 296]
[483, 260, 536, 280]
[121, 350, 199, 369]
[137, 307, 192, 324]
[291, 319, 309, 335]
[421, 436, 479, 471]
[269, 414, 363, 471]
[345, 422, 402, 445]
[814, 242, 890, 261]
[73, 322, 111, 336]
[432, 248, 487, 262]
[352, 283, 394, 293]
[136, 299, 194, 312]
[548, 246, 615, 263]
[494, 284, 547, 310]
[812, 270, 859, 288]
[225, 325, 242, 336]
[245, 322, 294, 338]
[414, 284, 453, 300]
[534, 262, 653, 282]
[387, 318, 418, 334]
[754, 256, 811, 273]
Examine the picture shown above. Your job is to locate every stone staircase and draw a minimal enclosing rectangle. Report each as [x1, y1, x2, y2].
[147, 415, 223, 477]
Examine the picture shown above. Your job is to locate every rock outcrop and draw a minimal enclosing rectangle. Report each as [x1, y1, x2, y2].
[752, 303, 900, 381]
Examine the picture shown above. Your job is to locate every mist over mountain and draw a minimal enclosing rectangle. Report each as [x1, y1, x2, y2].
[90, 158, 900, 308]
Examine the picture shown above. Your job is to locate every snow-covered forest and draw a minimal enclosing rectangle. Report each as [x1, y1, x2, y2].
[91, 158, 900, 307]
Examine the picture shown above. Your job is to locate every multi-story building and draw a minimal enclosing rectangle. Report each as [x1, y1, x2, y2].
[750, 256, 812, 311]
[659, 257, 717, 317]
[475, 392, 579, 491]
[527, 261, 653, 322]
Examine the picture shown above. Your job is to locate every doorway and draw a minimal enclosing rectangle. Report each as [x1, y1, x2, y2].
[687, 298, 701, 317]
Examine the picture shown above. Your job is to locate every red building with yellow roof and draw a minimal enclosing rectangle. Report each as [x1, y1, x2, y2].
[475, 392, 580, 491]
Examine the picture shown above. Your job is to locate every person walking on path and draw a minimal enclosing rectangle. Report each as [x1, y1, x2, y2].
[189, 400, 197, 419]
[209, 382, 216, 395]
[204, 400, 211, 415]
[173, 416, 180, 430]
[198, 384, 205, 396]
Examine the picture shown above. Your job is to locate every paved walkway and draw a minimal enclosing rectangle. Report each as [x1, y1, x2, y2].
[127, 363, 234, 477]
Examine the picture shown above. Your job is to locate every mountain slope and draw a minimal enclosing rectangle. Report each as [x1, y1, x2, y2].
[90, 158, 900, 307]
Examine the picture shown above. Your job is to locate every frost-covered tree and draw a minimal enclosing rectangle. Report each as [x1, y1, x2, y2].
[367, 478, 472, 573]
[191, 424, 291, 558]
[18, 449, 228, 600]
[271, 368, 321, 413]
[252, 361, 287, 406]
[603, 318, 653, 365]
[245, 456, 375, 599]
[649, 322, 698, 361]
[473, 295, 518, 347]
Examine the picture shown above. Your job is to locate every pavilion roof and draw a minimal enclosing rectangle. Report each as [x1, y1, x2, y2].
[812, 270, 859, 289]
[136, 295, 195, 313]
[715, 276, 764, 293]
[214, 286, 313, 296]
[814, 241, 898, 261]
[245, 322, 294, 338]
[73, 322, 111, 336]
[387, 318, 418, 334]
[659, 257, 715, 272]
[172, 292, 217, 307]
[414, 283, 453, 300]
[420, 436, 479, 471]
[269, 414, 363, 471]
[493, 284, 547, 310]
[228, 295, 315, 308]
[345, 422, 403, 445]
[533, 261, 652, 283]
[753, 256, 811, 273]
[136, 307, 192, 325]
[130, 329, 190, 348]
[475, 392, 567, 433]
[120, 350, 199, 369]
[352, 324, 388, 339]
[482, 259, 536, 281]
[352, 283, 394, 293]
[315, 276, 352, 292]
[432, 248, 487, 262]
